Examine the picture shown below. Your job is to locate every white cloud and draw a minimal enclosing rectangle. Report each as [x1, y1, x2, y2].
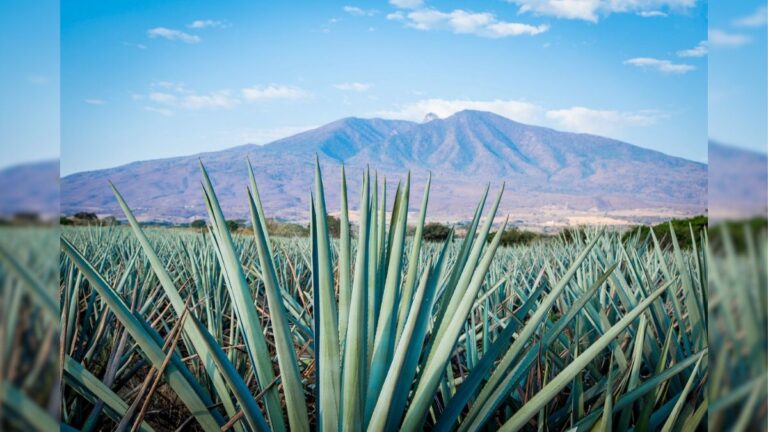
[508, 0, 696, 22]
[148, 92, 177, 104]
[375, 98, 664, 139]
[387, 11, 405, 20]
[182, 91, 240, 109]
[545, 107, 660, 136]
[188, 19, 227, 29]
[676, 40, 707, 57]
[241, 85, 310, 101]
[343, 6, 378, 16]
[398, 8, 549, 37]
[334, 82, 372, 92]
[84, 99, 106, 105]
[144, 106, 174, 116]
[733, 6, 767, 28]
[624, 57, 695, 74]
[148, 89, 240, 110]
[139, 83, 308, 115]
[222, 126, 318, 145]
[709, 29, 751, 47]
[389, 0, 423, 9]
[638, 10, 667, 17]
[147, 27, 201, 43]
[375, 98, 545, 124]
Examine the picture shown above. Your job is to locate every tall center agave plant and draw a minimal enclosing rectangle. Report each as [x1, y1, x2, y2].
[58, 157, 708, 432]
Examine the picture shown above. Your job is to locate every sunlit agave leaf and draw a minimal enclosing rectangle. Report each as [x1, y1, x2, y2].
[247, 185, 310, 431]
[109, 183, 241, 426]
[199, 162, 285, 431]
[311, 157, 341, 432]
[499, 280, 675, 432]
[61, 238, 224, 431]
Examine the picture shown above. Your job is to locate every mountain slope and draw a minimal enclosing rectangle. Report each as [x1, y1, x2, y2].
[708, 141, 767, 220]
[61, 110, 707, 223]
[0, 160, 60, 217]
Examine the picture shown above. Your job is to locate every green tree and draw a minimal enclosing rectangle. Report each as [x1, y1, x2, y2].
[487, 227, 539, 247]
[422, 222, 451, 243]
[190, 219, 207, 230]
[225, 220, 241, 232]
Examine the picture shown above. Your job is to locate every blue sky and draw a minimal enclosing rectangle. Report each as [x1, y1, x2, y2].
[12, 0, 757, 174]
[709, 0, 767, 154]
[55, 0, 717, 175]
[0, 1, 59, 169]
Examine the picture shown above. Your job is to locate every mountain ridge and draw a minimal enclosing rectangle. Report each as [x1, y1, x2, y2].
[61, 110, 707, 226]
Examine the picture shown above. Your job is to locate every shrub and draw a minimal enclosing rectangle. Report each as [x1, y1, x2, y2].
[190, 219, 207, 229]
[487, 227, 539, 247]
[423, 222, 451, 242]
[225, 219, 241, 232]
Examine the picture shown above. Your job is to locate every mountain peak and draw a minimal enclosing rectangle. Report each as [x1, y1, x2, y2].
[422, 112, 440, 123]
[61, 112, 707, 223]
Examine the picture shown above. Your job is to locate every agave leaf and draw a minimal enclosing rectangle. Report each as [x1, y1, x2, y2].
[61, 238, 224, 432]
[246, 185, 310, 432]
[0, 382, 61, 432]
[366, 174, 410, 421]
[311, 156, 341, 432]
[395, 173, 431, 344]
[401, 214, 508, 431]
[187, 315, 270, 432]
[386, 230, 454, 431]
[659, 354, 703, 432]
[367, 261, 432, 432]
[338, 164, 352, 347]
[499, 279, 673, 432]
[63, 355, 156, 432]
[199, 162, 285, 431]
[340, 170, 371, 431]
[463, 235, 603, 429]
[430, 184, 504, 349]
[0, 243, 57, 319]
[110, 183, 241, 428]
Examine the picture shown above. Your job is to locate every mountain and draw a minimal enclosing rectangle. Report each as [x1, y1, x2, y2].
[0, 159, 60, 218]
[61, 110, 707, 225]
[708, 141, 767, 220]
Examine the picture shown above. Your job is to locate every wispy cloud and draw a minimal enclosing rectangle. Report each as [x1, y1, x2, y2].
[507, 0, 696, 22]
[709, 29, 751, 47]
[375, 98, 663, 138]
[84, 99, 106, 105]
[343, 6, 378, 16]
[637, 11, 667, 17]
[389, 0, 423, 9]
[147, 27, 201, 44]
[676, 40, 707, 57]
[141, 82, 309, 115]
[144, 106, 174, 116]
[123, 42, 148, 49]
[392, 8, 549, 38]
[709, 29, 752, 48]
[241, 85, 310, 101]
[624, 57, 695, 74]
[376, 98, 545, 123]
[546, 107, 660, 136]
[733, 6, 767, 28]
[188, 19, 228, 29]
[148, 89, 240, 110]
[219, 125, 318, 145]
[334, 82, 372, 92]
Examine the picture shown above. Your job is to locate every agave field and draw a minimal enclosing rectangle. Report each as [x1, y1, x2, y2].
[0, 160, 760, 431]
